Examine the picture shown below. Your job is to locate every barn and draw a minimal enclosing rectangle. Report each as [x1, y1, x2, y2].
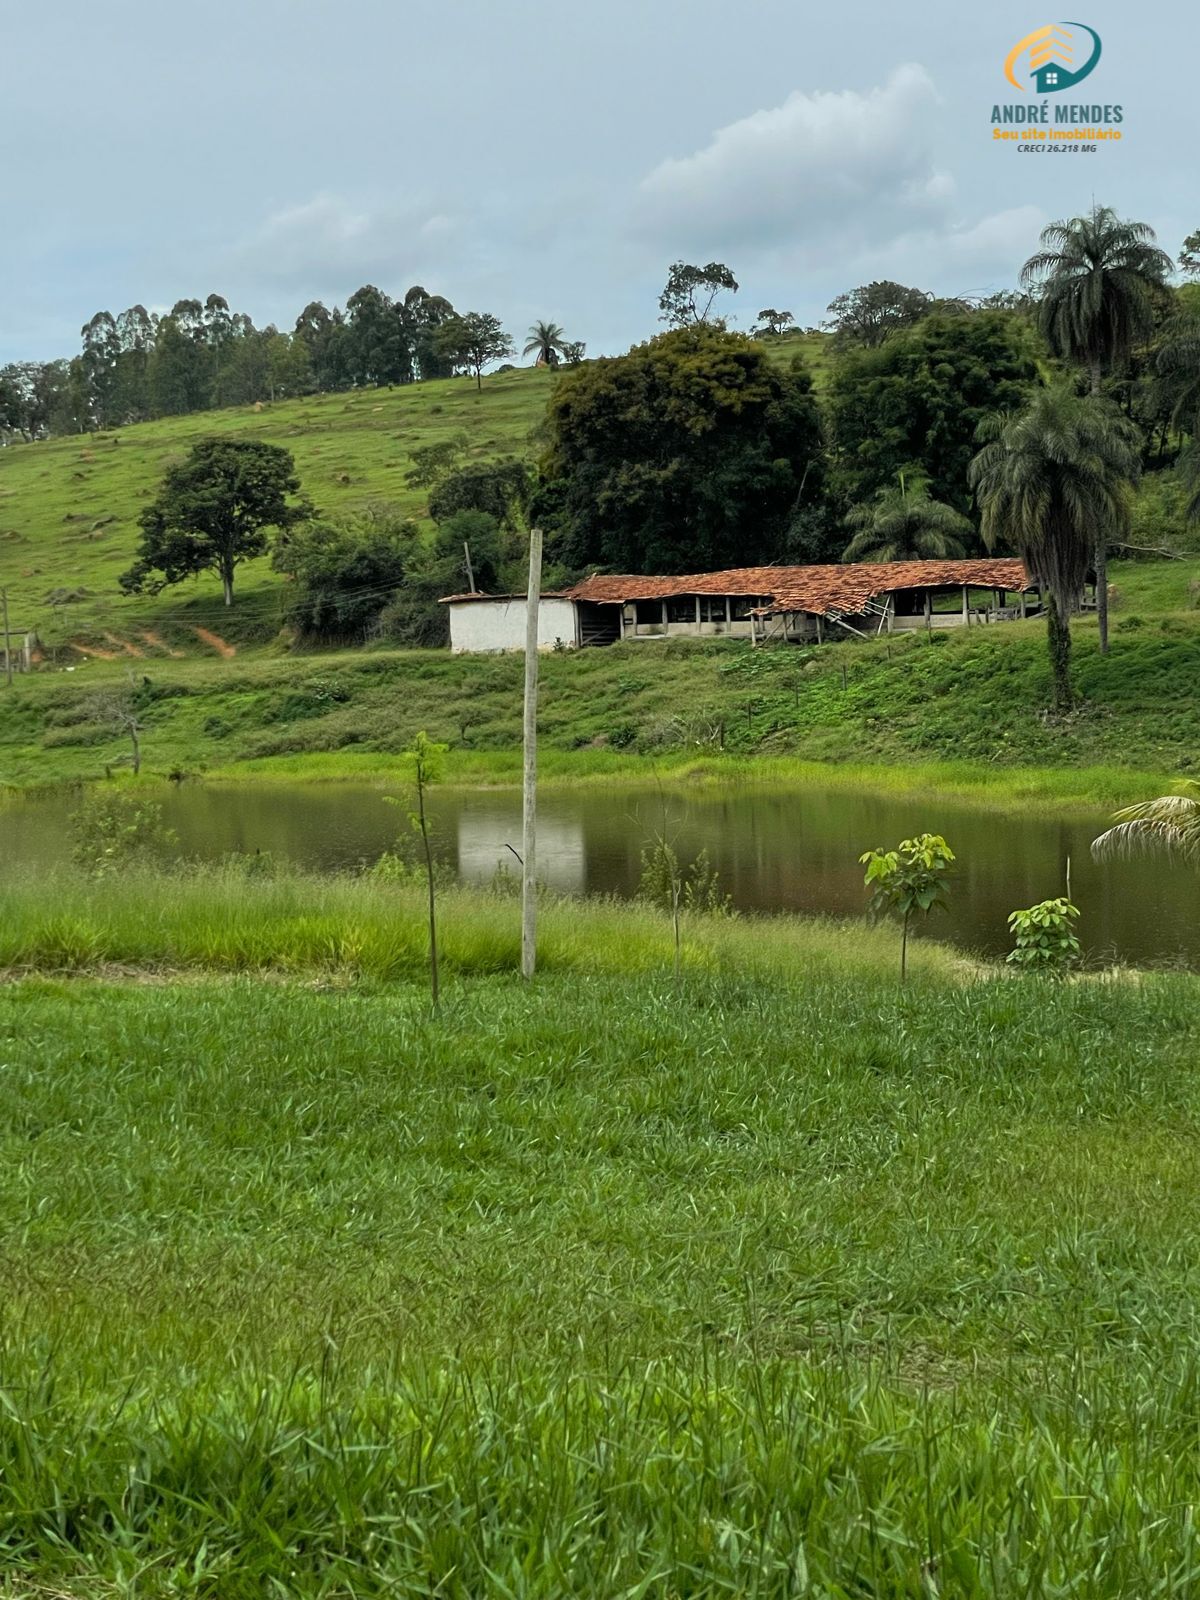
[442, 559, 1037, 653]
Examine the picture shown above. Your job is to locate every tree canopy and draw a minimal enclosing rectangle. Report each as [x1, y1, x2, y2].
[823, 281, 933, 347]
[434, 313, 514, 389]
[536, 325, 823, 573]
[120, 439, 308, 606]
[658, 262, 738, 329]
[827, 311, 1039, 520]
[272, 508, 414, 641]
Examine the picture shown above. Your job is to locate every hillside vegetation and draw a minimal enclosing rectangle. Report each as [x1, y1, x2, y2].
[0, 335, 832, 658]
[2, 556, 1198, 790]
[0, 367, 551, 652]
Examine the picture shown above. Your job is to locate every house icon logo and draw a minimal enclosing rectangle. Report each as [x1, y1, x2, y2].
[1004, 22, 1102, 92]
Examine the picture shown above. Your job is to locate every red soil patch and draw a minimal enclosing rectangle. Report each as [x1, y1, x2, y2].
[193, 627, 236, 658]
[104, 633, 144, 658]
[71, 643, 119, 661]
[139, 630, 185, 658]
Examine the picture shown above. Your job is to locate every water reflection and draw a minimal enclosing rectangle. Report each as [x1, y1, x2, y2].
[2, 780, 1194, 968]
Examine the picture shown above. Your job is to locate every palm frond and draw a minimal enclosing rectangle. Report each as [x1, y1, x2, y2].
[1091, 792, 1200, 866]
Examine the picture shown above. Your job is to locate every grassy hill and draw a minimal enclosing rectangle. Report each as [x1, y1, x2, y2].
[0, 333, 832, 662]
[0, 367, 554, 655]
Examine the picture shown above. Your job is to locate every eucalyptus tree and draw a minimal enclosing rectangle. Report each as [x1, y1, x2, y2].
[841, 471, 971, 563]
[658, 261, 738, 328]
[1020, 207, 1173, 650]
[968, 387, 1141, 712]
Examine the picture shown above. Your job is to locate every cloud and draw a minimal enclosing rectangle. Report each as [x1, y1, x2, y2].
[848, 205, 1048, 300]
[633, 66, 954, 252]
[223, 193, 470, 299]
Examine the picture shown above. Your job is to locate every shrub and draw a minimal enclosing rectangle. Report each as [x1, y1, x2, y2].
[1007, 898, 1081, 975]
[272, 508, 415, 641]
[69, 790, 178, 878]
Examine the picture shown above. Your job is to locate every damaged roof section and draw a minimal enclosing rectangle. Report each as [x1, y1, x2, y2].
[563, 560, 1030, 617]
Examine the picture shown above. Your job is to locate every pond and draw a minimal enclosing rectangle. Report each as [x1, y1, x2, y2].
[2, 779, 1194, 967]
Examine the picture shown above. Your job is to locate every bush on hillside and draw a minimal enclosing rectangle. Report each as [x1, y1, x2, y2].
[272, 507, 416, 642]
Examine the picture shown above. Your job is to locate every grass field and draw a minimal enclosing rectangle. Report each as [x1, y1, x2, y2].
[2, 555, 1198, 791]
[2, 868, 1200, 1595]
[0, 366, 553, 652]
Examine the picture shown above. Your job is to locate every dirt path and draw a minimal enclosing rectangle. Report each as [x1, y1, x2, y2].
[193, 627, 236, 658]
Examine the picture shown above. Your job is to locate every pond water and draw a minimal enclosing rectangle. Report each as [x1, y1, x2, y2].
[1, 780, 1193, 966]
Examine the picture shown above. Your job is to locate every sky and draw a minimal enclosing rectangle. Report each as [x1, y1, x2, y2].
[1, 0, 1192, 366]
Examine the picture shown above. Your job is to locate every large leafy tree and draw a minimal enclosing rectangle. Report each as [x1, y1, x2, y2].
[969, 388, 1141, 712]
[294, 301, 351, 392]
[536, 325, 823, 573]
[523, 321, 569, 367]
[434, 313, 514, 390]
[827, 311, 1038, 522]
[841, 472, 970, 563]
[428, 459, 532, 530]
[752, 309, 795, 337]
[1021, 207, 1173, 651]
[345, 286, 412, 387]
[404, 286, 457, 380]
[1178, 230, 1200, 280]
[823, 281, 932, 347]
[121, 439, 308, 607]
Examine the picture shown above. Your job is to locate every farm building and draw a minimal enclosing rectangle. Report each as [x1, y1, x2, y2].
[443, 559, 1038, 653]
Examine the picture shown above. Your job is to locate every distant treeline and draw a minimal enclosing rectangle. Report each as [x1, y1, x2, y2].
[0, 285, 533, 439]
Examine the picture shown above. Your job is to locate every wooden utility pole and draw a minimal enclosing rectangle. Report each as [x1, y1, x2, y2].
[463, 541, 476, 593]
[521, 527, 543, 980]
[1, 589, 11, 688]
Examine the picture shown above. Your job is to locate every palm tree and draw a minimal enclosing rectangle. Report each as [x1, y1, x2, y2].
[1092, 783, 1200, 868]
[1020, 207, 1172, 652]
[523, 321, 569, 368]
[968, 387, 1140, 713]
[842, 471, 971, 563]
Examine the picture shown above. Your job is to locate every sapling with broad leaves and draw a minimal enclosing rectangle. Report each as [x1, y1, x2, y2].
[1007, 898, 1081, 975]
[859, 833, 955, 982]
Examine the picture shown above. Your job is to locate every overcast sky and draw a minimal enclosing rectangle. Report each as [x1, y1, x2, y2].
[2, 0, 1191, 365]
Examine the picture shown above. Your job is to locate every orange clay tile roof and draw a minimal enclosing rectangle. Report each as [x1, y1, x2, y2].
[562, 560, 1029, 616]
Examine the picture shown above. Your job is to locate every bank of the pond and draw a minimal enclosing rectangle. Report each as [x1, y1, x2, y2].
[3, 572, 1198, 794]
[200, 748, 1183, 816]
[0, 867, 972, 984]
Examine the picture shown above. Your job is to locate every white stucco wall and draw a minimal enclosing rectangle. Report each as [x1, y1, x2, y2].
[448, 598, 579, 654]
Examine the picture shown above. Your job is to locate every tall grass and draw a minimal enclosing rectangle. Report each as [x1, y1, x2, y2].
[1, 964, 1199, 1593]
[0, 864, 970, 983]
